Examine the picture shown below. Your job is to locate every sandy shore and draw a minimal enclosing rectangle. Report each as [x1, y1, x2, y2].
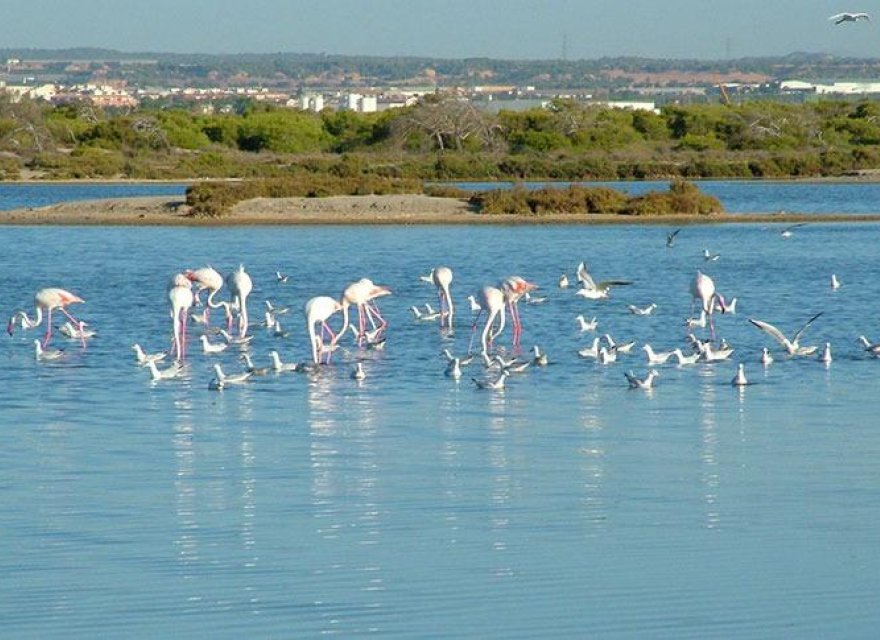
[3, 194, 880, 226]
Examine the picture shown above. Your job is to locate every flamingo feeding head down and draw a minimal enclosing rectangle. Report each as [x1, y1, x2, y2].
[338, 278, 392, 346]
[168, 274, 194, 361]
[477, 285, 506, 354]
[8, 287, 85, 348]
[226, 265, 253, 338]
[304, 295, 344, 364]
[432, 266, 455, 330]
[501, 275, 537, 347]
[185, 265, 224, 324]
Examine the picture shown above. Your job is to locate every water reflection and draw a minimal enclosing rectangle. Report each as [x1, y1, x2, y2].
[172, 400, 199, 607]
[697, 368, 721, 530]
[578, 385, 607, 533]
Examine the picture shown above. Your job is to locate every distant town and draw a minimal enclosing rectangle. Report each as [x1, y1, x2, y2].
[4, 49, 880, 114]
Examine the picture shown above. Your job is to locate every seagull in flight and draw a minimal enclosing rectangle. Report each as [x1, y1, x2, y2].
[780, 222, 808, 238]
[829, 12, 870, 25]
[575, 262, 632, 299]
[748, 311, 824, 356]
[666, 228, 681, 248]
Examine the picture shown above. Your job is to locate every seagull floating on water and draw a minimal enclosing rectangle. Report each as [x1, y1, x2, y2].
[819, 342, 832, 365]
[241, 353, 272, 376]
[532, 345, 549, 367]
[558, 274, 570, 289]
[760, 347, 774, 366]
[213, 363, 252, 385]
[625, 369, 658, 390]
[831, 274, 841, 290]
[201, 334, 228, 354]
[275, 271, 290, 284]
[672, 348, 700, 366]
[703, 249, 720, 262]
[445, 357, 462, 379]
[34, 339, 64, 361]
[643, 343, 674, 365]
[604, 334, 635, 354]
[269, 350, 301, 372]
[859, 335, 880, 356]
[147, 360, 183, 381]
[472, 370, 509, 391]
[133, 343, 167, 366]
[351, 362, 366, 381]
[578, 338, 601, 359]
[731, 363, 748, 387]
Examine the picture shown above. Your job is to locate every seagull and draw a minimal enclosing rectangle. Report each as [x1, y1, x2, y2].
[201, 334, 229, 354]
[859, 335, 880, 356]
[643, 343, 674, 365]
[532, 345, 549, 367]
[147, 360, 183, 381]
[524, 292, 547, 305]
[558, 274, 570, 289]
[731, 363, 748, 387]
[829, 12, 870, 25]
[666, 228, 681, 248]
[672, 348, 700, 366]
[604, 334, 635, 354]
[441, 348, 475, 366]
[575, 262, 633, 299]
[271, 319, 289, 339]
[445, 357, 462, 379]
[472, 370, 509, 391]
[713, 297, 737, 314]
[625, 369, 659, 390]
[597, 346, 618, 365]
[241, 353, 272, 376]
[132, 343, 167, 366]
[275, 271, 290, 283]
[60, 321, 96, 340]
[628, 303, 657, 316]
[351, 362, 366, 381]
[702, 342, 735, 362]
[419, 270, 435, 284]
[213, 363, 252, 385]
[760, 347, 774, 366]
[576, 315, 598, 332]
[819, 342, 832, 365]
[748, 312, 824, 356]
[34, 339, 64, 361]
[467, 295, 482, 313]
[497, 356, 530, 373]
[703, 248, 720, 262]
[685, 310, 707, 328]
[269, 350, 301, 372]
[578, 338, 601, 359]
[780, 222, 808, 238]
[265, 300, 290, 315]
[219, 329, 254, 345]
[831, 274, 841, 290]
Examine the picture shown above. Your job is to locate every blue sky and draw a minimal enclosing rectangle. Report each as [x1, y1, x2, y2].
[4, 1, 880, 59]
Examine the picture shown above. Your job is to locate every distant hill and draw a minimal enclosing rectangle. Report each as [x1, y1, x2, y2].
[3, 49, 880, 89]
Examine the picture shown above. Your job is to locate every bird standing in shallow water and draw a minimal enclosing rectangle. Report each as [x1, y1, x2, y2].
[8, 288, 86, 348]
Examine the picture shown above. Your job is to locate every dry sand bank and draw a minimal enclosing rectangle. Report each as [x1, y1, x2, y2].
[2, 194, 880, 226]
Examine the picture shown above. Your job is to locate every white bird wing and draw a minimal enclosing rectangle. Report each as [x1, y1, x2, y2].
[748, 318, 791, 348]
[576, 262, 596, 289]
[792, 311, 824, 344]
[782, 222, 808, 233]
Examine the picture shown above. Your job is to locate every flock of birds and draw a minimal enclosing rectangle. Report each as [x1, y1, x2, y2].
[5, 221, 872, 396]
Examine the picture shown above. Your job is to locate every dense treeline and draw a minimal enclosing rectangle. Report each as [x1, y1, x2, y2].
[5, 49, 880, 86]
[3, 94, 880, 181]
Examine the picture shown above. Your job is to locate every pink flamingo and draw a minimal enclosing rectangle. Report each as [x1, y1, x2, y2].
[7, 287, 85, 348]
[337, 278, 392, 346]
[168, 274, 194, 361]
[226, 265, 253, 338]
[501, 275, 537, 347]
[304, 295, 344, 364]
[691, 271, 723, 339]
[185, 265, 224, 325]
[477, 285, 506, 354]
[432, 266, 455, 330]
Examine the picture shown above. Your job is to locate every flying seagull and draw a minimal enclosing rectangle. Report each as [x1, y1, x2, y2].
[829, 12, 870, 25]
[666, 228, 681, 248]
[748, 311, 824, 356]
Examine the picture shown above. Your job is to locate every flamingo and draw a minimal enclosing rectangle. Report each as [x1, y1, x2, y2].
[337, 278, 392, 346]
[168, 274, 194, 361]
[226, 265, 253, 338]
[185, 266, 224, 326]
[691, 271, 723, 338]
[432, 266, 455, 330]
[501, 275, 537, 347]
[7, 287, 85, 348]
[476, 285, 506, 354]
[304, 295, 344, 364]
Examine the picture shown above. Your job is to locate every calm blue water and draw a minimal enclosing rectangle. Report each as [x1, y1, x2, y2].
[2, 186, 880, 638]
[0, 182, 186, 211]
[457, 180, 880, 214]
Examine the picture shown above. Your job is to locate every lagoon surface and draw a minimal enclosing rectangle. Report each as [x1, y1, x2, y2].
[1, 185, 880, 638]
